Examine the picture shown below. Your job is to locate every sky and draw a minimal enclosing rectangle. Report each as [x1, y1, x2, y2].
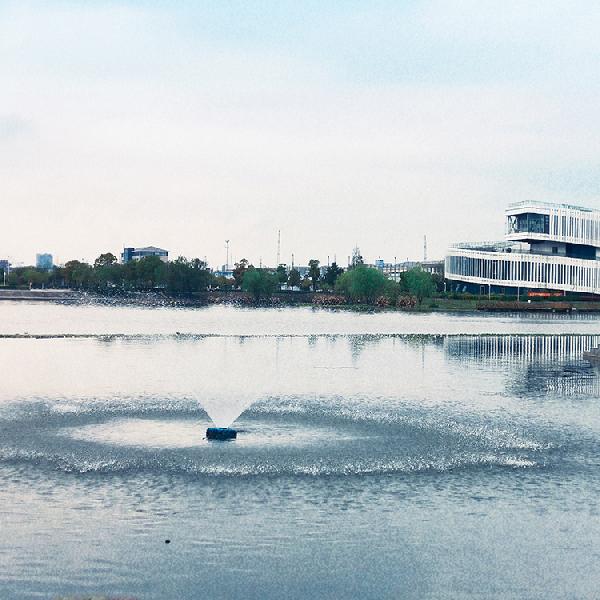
[2, 0, 600, 268]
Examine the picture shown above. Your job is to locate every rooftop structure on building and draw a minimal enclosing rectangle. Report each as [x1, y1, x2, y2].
[446, 201, 600, 296]
[121, 246, 168, 264]
[36, 253, 53, 270]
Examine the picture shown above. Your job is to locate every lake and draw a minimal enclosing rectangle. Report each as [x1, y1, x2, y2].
[1, 303, 600, 598]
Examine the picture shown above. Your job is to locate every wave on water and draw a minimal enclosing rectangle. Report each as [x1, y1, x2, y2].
[0, 392, 552, 479]
[0, 444, 538, 477]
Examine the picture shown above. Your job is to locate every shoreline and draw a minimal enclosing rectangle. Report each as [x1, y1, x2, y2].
[2, 288, 600, 313]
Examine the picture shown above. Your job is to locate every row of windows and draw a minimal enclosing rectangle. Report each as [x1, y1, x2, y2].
[446, 253, 600, 292]
[550, 213, 600, 242]
[507, 213, 549, 235]
[507, 210, 600, 246]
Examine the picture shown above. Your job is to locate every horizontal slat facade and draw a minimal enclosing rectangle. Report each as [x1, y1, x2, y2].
[446, 248, 600, 294]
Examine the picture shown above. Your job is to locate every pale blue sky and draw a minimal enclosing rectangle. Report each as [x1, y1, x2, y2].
[2, 1, 600, 266]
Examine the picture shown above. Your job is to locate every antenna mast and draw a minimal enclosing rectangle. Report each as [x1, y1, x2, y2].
[277, 230, 281, 266]
[423, 235, 428, 261]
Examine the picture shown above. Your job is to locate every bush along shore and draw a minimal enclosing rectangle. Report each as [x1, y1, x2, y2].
[3, 252, 600, 311]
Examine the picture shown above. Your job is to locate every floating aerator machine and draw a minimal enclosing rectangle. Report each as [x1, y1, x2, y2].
[206, 427, 237, 441]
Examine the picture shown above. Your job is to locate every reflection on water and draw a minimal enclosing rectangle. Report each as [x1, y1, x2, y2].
[2, 306, 600, 599]
[446, 333, 600, 363]
[4, 301, 600, 336]
[446, 334, 600, 397]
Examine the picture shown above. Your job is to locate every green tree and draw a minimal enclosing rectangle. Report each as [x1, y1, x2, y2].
[308, 259, 320, 291]
[215, 275, 234, 290]
[22, 268, 49, 288]
[350, 246, 364, 270]
[299, 276, 312, 291]
[93, 253, 121, 289]
[401, 267, 436, 304]
[167, 256, 193, 293]
[7, 271, 18, 286]
[383, 278, 402, 304]
[48, 266, 66, 288]
[94, 253, 118, 268]
[335, 265, 387, 304]
[276, 264, 288, 286]
[63, 260, 93, 288]
[233, 259, 249, 289]
[287, 268, 301, 289]
[122, 260, 139, 288]
[432, 272, 445, 293]
[324, 262, 344, 287]
[242, 268, 278, 302]
[135, 256, 167, 289]
[166, 257, 213, 294]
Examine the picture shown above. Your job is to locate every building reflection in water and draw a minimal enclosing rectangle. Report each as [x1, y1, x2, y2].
[445, 334, 600, 397]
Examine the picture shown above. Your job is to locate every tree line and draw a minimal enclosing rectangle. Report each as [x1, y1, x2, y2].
[4, 253, 213, 294]
[3, 252, 442, 304]
[233, 257, 442, 304]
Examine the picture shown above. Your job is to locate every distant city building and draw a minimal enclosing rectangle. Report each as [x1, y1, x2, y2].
[378, 260, 444, 282]
[121, 246, 169, 264]
[36, 253, 53, 270]
[420, 260, 444, 276]
[446, 201, 600, 296]
[214, 266, 234, 278]
[295, 266, 311, 278]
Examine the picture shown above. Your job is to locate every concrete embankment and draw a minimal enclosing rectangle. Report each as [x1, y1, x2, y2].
[476, 300, 592, 312]
[0, 289, 78, 301]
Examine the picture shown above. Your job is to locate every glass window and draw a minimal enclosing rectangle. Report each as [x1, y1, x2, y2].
[513, 213, 549, 234]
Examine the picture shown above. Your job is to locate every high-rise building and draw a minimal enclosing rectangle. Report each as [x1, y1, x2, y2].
[36, 253, 53, 270]
[446, 201, 600, 296]
[121, 246, 169, 264]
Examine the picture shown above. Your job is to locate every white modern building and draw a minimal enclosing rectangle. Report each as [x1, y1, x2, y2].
[446, 201, 600, 296]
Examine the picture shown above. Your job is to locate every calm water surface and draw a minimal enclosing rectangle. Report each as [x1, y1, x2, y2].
[2, 303, 600, 598]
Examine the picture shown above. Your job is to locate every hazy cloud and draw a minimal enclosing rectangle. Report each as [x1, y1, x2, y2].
[2, 1, 600, 266]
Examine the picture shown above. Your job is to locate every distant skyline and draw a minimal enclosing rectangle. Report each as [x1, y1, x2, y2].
[3, 1, 600, 267]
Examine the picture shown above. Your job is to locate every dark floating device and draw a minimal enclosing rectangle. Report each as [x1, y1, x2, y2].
[206, 427, 237, 440]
